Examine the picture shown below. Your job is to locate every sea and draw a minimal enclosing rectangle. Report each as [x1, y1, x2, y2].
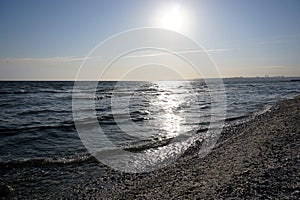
[0, 77, 299, 197]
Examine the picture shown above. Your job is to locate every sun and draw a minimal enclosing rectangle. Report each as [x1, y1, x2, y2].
[156, 3, 187, 33]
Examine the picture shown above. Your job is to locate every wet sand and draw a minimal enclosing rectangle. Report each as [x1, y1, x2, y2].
[101, 96, 300, 199]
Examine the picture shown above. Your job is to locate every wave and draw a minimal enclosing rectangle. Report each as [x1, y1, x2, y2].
[123, 138, 172, 153]
[0, 154, 96, 169]
[225, 115, 247, 123]
[0, 140, 172, 169]
[252, 104, 272, 117]
[19, 109, 70, 116]
[0, 122, 75, 137]
[0, 134, 193, 169]
[0, 90, 71, 95]
[95, 94, 113, 100]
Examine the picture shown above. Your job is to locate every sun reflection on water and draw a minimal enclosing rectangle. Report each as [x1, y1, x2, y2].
[150, 81, 190, 139]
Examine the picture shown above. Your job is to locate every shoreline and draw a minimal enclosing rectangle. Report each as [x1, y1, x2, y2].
[1, 95, 299, 199]
[102, 95, 300, 199]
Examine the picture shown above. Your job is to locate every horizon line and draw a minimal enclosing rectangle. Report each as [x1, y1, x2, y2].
[0, 76, 299, 82]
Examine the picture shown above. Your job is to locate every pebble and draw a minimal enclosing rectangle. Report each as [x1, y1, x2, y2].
[0, 185, 13, 197]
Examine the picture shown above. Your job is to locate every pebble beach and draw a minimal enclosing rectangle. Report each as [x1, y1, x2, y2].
[101, 95, 300, 199]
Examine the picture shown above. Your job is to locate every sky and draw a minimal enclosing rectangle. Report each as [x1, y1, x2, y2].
[0, 0, 300, 80]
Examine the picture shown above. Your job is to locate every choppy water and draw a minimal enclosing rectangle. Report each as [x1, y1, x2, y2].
[0, 78, 299, 167]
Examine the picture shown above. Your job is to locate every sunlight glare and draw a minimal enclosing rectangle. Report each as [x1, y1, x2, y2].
[156, 3, 187, 33]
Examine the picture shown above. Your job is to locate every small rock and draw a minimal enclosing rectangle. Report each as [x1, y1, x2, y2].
[0, 185, 13, 197]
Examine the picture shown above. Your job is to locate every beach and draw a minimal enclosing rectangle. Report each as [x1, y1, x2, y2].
[95, 95, 300, 199]
[1, 91, 299, 199]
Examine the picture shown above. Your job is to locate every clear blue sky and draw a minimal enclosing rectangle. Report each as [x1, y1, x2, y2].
[0, 0, 300, 80]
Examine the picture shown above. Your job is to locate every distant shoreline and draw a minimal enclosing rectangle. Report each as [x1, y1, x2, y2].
[0, 76, 300, 82]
